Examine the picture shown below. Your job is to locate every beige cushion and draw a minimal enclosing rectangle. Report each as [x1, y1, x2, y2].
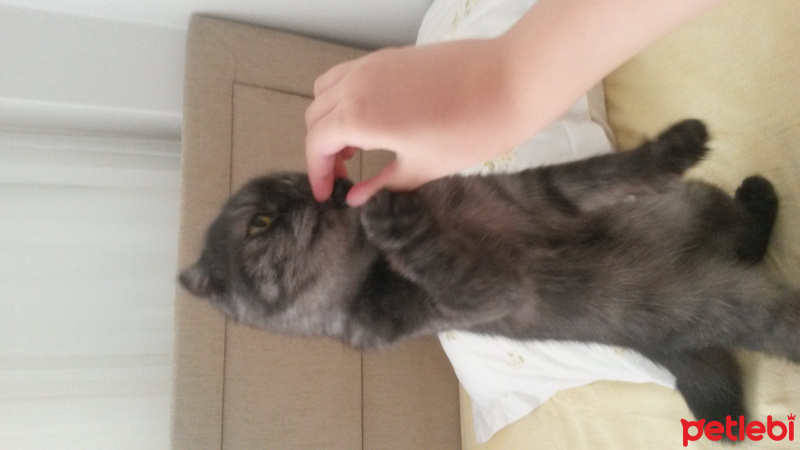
[604, 0, 800, 283]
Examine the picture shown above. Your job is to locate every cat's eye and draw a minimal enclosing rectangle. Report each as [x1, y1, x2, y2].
[247, 214, 272, 236]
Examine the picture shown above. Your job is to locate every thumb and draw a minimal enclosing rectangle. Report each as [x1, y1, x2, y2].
[346, 160, 400, 207]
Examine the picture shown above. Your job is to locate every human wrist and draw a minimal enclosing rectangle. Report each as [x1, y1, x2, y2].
[479, 33, 548, 156]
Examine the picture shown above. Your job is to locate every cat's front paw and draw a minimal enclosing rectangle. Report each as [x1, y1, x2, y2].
[361, 190, 429, 250]
[653, 119, 710, 174]
[735, 175, 778, 264]
[735, 175, 778, 223]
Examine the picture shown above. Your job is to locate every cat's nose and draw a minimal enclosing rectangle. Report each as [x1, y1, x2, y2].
[331, 178, 353, 208]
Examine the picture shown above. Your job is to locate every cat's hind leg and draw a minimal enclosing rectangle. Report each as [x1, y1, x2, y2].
[526, 119, 710, 212]
[734, 175, 779, 264]
[737, 286, 800, 362]
[649, 118, 710, 175]
[644, 348, 746, 429]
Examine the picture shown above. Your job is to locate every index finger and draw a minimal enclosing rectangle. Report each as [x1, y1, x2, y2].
[306, 109, 356, 201]
[307, 151, 337, 202]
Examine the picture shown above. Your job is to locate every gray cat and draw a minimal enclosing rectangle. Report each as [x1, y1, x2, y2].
[180, 119, 798, 428]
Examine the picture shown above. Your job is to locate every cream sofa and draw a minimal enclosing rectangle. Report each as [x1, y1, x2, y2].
[173, 1, 800, 448]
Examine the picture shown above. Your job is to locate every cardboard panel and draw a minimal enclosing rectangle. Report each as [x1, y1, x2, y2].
[176, 15, 460, 450]
[222, 328, 362, 448]
[173, 17, 239, 450]
[223, 84, 362, 448]
[360, 151, 461, 448]
[362, 339, 461, 448]
[175, 16, 366, 449]
[231, 85, 360, 189]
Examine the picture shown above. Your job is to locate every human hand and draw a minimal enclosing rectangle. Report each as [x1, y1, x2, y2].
[305, 38, 520, 207]
[305, 0, 725, 207]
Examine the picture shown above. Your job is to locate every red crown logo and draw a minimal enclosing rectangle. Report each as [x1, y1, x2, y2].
[788, 414, 796, 421]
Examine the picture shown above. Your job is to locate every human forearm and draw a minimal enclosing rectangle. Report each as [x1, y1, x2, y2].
[499, 0, 725, 138]
[305, 0, 727, 206]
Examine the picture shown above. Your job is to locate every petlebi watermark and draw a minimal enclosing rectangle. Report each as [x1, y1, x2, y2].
[682, 414, 796, 446]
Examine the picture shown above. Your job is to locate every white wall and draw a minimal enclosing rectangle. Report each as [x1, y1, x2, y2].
[0, 0, 430, 48]
[0, 1, 432, 138]
[0, 5, 185, 138]
[1, 7, 184, 447]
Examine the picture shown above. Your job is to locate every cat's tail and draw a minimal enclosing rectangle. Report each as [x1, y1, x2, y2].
[665, 269, 800, 363]
[644, 348, 746, 428]
[683, 267, 799, 361]
[740, 286, 800, 362]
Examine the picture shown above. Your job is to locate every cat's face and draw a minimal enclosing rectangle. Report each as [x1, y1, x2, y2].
[179, 173, 371, 336]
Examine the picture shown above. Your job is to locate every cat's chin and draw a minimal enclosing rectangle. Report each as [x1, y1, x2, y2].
[330, 178, 353, 208]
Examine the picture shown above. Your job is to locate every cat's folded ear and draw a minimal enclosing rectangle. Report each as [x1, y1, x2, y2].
[179, 263, 218, 298]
